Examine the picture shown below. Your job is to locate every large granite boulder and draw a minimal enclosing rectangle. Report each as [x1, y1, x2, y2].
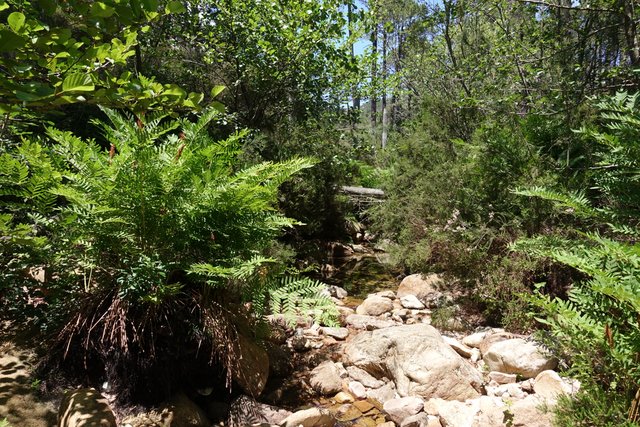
[234, 334, 269, 396]
[344, 324, 482, 401]
[483, 339, 557, 379]
[396, 274, 443, 307]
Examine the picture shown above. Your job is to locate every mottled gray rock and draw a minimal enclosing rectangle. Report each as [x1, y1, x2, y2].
[228, 395, 291, 427]
[367, 382, 398, 405]
[533, 370, 580, 400]
[356, 295, 394, 316]
[400, 294, 426, 309]
[59, 388, 117, 427]
[347, 366, 385, 389]
[488, 371, 517, 384]
[396, 274, 443, 307]
[320, 327, 349, 340]
[310, 361, 345, 395]
[279, 407, 335, 427]
[383, 396, 425, 425]
[345, 314, 399, 330]
[344, 324, 482, 400]
[483, 339, 557, 379]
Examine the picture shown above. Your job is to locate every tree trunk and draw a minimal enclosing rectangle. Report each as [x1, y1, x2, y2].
[370, 23, 378, 131]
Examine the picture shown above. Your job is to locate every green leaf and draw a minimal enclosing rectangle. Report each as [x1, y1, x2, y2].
[0, 2, 9, 12]
[210, 85, 225, 98]
[0, 29, 25, 52]
[165, 1, 186, 14]
[37, 0, 57, 14]
[62, 74, 95, 92]
[7, 12, 25, 32]
[141, 0, 159, 11]
[90, 2, 115, 18]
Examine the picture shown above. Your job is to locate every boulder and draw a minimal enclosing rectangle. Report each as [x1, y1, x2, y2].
[346, 314, 398, 330]
[347, 366, 385, 389]
[234, 334, 269, 396]
[425, 397, 508, 427]
[533, 370, 580, 400]
[310, 361, 345, 395]
[356, 295, 394, 316]
[400, 413, 429, 427]
[367, 382, 398, 406]
[227, 395, 291, 427]
[160, 392, 210, 427]
[344, 324, 482, 401]
[401, 413, 442, 427]
[58, 388, 117, 427]
[327, 285, 348, 299]
[279, 407, 335, 427]
[400, 295, 425, 310]
[478, 330, 516, 356]
[383, 396, 424, 425]
[483, 339, 557, 379]
[396, 274, 443, 307]
[510, 395, 554, 427]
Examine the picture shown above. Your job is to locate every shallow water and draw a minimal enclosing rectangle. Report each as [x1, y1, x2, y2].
[325, 253, 401, 301]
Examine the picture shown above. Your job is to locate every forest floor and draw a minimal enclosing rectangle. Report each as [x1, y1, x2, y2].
[0, 322, 58, 427]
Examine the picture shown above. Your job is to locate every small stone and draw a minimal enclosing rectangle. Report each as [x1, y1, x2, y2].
[461, 331, 488, 348]
[346, 314, 398, 330]
[320, 327, 349, 340]
[400, 413, 431, 427]
[334, 392, 355, 404]
[488, 371, 517, 384]
[383, 396, 424, 425]
[377, 290, 396, 299]
[280, 407, 335, 427]
[310, 361, 344, 395]
[327, 285, 348, 299]
[348, 381, 368, 399]
[400, 294, 425, 310]
[442, 336, 474, 358]
[356, 295, 394, 316]
[367, 382, 397, 406]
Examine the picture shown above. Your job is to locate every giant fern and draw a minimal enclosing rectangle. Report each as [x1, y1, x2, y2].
[514, 92, 640, 423]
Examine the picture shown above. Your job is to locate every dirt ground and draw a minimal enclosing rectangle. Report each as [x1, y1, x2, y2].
[0, 323, 58, 427]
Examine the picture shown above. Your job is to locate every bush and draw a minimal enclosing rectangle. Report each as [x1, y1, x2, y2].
[514, 92, 640, 424]
[0, 108, 336, 401]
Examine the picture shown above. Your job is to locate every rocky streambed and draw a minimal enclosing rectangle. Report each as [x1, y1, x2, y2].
[46, 271, 578, 427]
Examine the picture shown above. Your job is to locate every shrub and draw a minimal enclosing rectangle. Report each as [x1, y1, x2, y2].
[0, 108, 336, 401]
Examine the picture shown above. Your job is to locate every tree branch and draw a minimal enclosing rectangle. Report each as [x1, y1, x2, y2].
[517, 0, 618, 14]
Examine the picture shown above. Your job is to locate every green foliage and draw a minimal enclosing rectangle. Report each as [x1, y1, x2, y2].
[267, 276, 339, 327]
[0, 0, 200, 116]
[0, 108, 336, 400]
[514, 93, 640, 424]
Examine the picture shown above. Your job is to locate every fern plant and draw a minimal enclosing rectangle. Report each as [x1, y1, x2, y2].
[0, 108, 336, 400]
[513, 92, 640, 425]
